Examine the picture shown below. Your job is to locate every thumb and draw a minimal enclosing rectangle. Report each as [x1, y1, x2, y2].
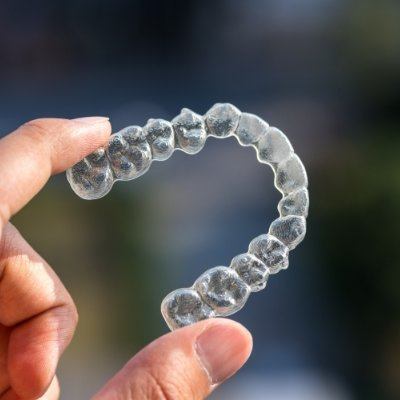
[92, 319, 253, 400]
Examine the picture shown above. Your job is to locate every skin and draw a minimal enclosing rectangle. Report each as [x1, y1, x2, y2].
[0, 118, 253, 400]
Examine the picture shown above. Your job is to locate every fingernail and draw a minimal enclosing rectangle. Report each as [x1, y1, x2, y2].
[195, 322, 252, 384]
[73, 116, 109, 124]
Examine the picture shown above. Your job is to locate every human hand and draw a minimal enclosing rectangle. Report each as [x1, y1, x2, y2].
[0, 118, 252, 399]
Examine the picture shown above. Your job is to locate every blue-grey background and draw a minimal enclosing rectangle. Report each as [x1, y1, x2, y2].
[1, 1, 399, 399]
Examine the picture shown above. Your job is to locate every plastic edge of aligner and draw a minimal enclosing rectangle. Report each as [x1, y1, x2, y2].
[247, 233, 290, 275]
[273, 153, 308, 196]
[193, 266, 251, 317]
[160, 289, 177, 331]
[255, 127, 294, 169]
[203, 103, 242, 139]
[172, 145, 205, 156]
[229, 253, 270, 292]
[234, 112, 271, 148]
[160, 292, 180, 331]
[82, 179, 115, 200]
[65, 167, 95, 200]
[171, 123, 207, 156]
[277, 188, 310, 218]
[268, 215, 307, 251]
[66, 157, 116, 201]
[160, 287, 217, 330]
[105, 136, 155, 188]
[170, 110, 208, 153]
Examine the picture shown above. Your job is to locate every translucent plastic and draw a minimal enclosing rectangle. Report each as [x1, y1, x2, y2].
[66, 103, 309, 330]
[143, 119, 175, 161]
[257, 127, 294, 164]
[66, 148, 114, 200]
[172, 108, 207, 154]
[275, 154, 308, 194]
[194, 266, 251, 317]
[235, 113, 268, 146]
[269, 215, 307, 250]
[161, 288, 214, 331]
[106, 126, 152, 181]
[230, 253, 270, 292]
[278, 187, 309, 217]
[205, 103, 241, 138]
[248, 234, 289, 274]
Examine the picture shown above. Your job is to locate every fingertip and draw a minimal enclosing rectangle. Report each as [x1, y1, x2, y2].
[192, 319, 253, 384]
[92, 318, 252, 400]
[52, 117, 112, 173]
[14, 117, 112, 174]
[93, 318, 253, 400]
[141, 318, 253, 387]
[171, 318, 253, 353]
[157, 318, 254, 380]
[0, 117, 113, 219]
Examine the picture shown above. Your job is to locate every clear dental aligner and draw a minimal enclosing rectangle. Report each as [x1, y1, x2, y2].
[66, 103, 309, 331]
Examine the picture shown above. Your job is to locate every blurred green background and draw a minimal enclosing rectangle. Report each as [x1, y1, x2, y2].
[1, 1, 399, 399]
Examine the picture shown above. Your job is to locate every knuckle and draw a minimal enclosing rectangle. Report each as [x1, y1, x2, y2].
[43, 303, 79, 347]
[19, 119, 55, 157]
[20, 118, 70, 173]
[62, 299, 79, 329]
[22, 118, 54, 139]
[70, 302, 79, 327]
[21, 118, 67, 148]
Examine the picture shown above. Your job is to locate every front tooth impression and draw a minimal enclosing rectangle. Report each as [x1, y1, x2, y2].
[278, 188, 309, 217]
[248, 234, 289, 274]
[106, 126, 152, 181]
[269, 215, 306, 250]
[194, 266, 250, 316]
[275, 154, 308, 194]
[172, 108, 207, 154]
[66, 148, 114, 200]
[144, 119, 175, 161]
[230, 253, 269, 292]
[205, 103, 241, 138]
[161, 288, 214, 331]
[257, 127, 294, 164]
[235, 112, 269, 146]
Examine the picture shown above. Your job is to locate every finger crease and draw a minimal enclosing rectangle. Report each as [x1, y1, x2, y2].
[0, 386, 11, 399]
[13, 302, 72, 330]
[141, 370, 175, 400]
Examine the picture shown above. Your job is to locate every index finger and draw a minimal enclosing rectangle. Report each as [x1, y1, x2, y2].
[0, 117, 111, 227]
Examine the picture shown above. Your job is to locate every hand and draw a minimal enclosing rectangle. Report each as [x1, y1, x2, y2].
[0, 118, 252, 399]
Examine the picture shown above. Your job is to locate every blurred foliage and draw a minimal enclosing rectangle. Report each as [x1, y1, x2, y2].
[312, 131, 400, 399]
